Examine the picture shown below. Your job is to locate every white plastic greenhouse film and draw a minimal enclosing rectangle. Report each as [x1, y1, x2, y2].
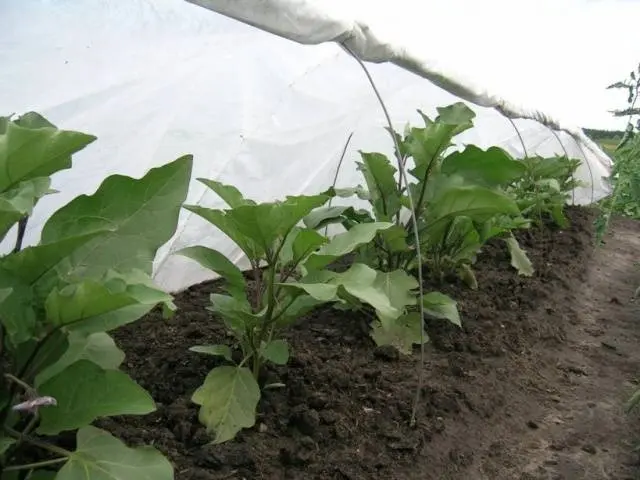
[0, 0, 614, 292]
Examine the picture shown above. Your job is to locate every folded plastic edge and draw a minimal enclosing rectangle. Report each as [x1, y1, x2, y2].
[185, 0, 612, 186]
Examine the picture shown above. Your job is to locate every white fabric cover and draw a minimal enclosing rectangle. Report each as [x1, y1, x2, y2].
[0, 0, 618, 292]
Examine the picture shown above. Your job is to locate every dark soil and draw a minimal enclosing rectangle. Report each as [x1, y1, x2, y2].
[97, 206, 640, 480]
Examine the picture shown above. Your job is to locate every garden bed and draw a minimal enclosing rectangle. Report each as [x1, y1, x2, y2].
[100, 206, 596, 480]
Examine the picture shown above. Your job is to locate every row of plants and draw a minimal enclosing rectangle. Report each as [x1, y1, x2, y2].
[0, 104, 582, 479]
[596, 64, 640, 237]
[595, 63, 640, 413]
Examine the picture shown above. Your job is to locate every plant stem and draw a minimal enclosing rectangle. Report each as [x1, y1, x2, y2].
[4, 374, 34, 394]
[17, 413, 40, 442]
[251, 263, 279, 379]
[252, 355, 262, 379]
[395, 154, 408, 226]
[4, 457, 67, 472]
[277, 240, 321, 287]
[324, 132, 354, 237]
[270, 297, 296, 325]
[237, 351, 254, 369]
[251, 263, 262, 313]
[13, 216, 28, 253]
[597, 77, 639, 241]
[251, 228, 296, 378]
[5, 427, 72, 458]
[1, 373, 37, 427]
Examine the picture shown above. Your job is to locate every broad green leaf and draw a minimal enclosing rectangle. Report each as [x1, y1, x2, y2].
[441, 145, 526, 187]
[189, 345, 233, 362]
[333, 263, 399, 320]
[373, 270, 418, 313]
[286, 264, 403, 320]
[282, 282, 339, 302]
[379, 225, 409, 252]
[423, 216, 481, 266]
[0, 177, 52, 240]
[13, 111, 57, 129]
[214, 195, 329, 259]
[197, 178, 256, 208]
[310, 194, 374, 229]
[550, 203, 569, 228]
[0, 287, 11, 304]
[371, 313, 427, 354]
[303, 222, 393, 270]
[36, 332, 125, 387]
[526, 155, 576, 180]
[478, 215, 530, 243]
[0, 231, 105, 287]
[44, 273, 171, 334]
[275, 294, 326, 327]
[504, 234, 534, 277]
[208, 294, 259, 337]
[261, 339, 289, 365]
[408, 102, 476, 180]
[303, 206, 352, 230]
[422, 292, 461, 327]
[184, 205, 263, 260]
[70, 305, 153, 337]
[428, 186, 520, 222]
[278, 226, 300, 265]
[357, 152, 401, 221]
[322, 185, 370, 200]
[37, 360, 155, 435]
[0, 281, 36, 345]
[177, 246, 246, 300]
[40, 155, 193, 279]
[418, 171, 466, 206]
[192, 366, 260, 444]
[0, 114, 96, 192]
[56, 426, 173, 480]
[0, 232, 104, 344]
[278, 227, 326, 268]
[15, 330, 69, 384]
[289, 228, 327, 264]
[426, 186, 520, 240]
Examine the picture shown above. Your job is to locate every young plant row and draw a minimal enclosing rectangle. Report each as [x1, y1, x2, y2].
[0, 105, 581, 479]
[595, 63, 640, 414]
[181, 103, 582, 443]
[596, 63, 640, 239]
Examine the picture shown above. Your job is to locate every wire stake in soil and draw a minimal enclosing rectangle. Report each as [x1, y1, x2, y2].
[341, 41, 427, 426]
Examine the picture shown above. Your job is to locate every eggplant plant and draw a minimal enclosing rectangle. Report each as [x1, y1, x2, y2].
[0, 113, 191, 479]
[178, 179, 457, 443]
[596, 64, 640, 242]
[309, 102, 534, 290]
[594, 63, 640, 415]
[510, 155, 582, 228]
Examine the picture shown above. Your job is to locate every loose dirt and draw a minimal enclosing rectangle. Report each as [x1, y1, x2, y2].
[100, 207, 640, 480]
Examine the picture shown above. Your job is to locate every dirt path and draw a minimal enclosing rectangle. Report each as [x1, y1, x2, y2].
[486, 217, 640, 480]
